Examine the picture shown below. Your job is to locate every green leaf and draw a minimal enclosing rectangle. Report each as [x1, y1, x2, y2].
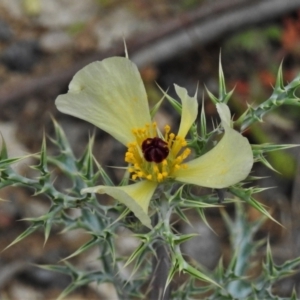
[2, 225, 39, 251]
[247, 197, 281, 227]
[93, 158, 114, 187]
[32, 134, 48, 174]
[240, 66, 300, 131]
[124, 241, 148, 268]
[0, 155, 33, 170]
[183, 263, 220, 288]
[61, 236, 100, 261]
[205, 55, 235, 106]
[291, 287, 298, 300]
[256, 154, 280, 173]
[264, 240, 275, 276]
[218, 53, 227, 102]
[56, 283, 79, 300]
[174, 206, 192, 226]
[252, 143, 299, 155]
[150, 94, 165, 118]
[205, 85, 219, 105]
[77, 134, 96, 181]
[37, 264, 73, 276]
[157, 84, 182, 114]
[274, 60, 284, 92]
[229, 187, 281, 226]
[0, 134, 8, 159]
[200, 98, 207, 138]
[173, 233, 198, 245]
[165, 258, 179, 293]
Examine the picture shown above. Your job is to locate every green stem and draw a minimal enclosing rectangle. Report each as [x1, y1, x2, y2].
[150, 197, 172, 300]
[151, 241, 171, 300]
[101, 239, 126, 300]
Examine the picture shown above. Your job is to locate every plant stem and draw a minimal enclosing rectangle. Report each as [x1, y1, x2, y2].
[150, 197, 172, 300]
[101, 241, 126, 300]
[150, 241, 171, 300]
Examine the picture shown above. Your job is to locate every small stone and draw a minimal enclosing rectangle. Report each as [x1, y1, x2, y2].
[36, 0, 99, 29]
[8, 281, 43, 300]
[1, 40, 40, 72]
[0, 0, 23, 17]
[0, 20, 13, 42]
[40, 31, 73, 53]
[181, 220, 221, 270]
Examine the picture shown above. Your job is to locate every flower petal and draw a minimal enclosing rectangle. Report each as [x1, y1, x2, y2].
[217, 102, 231, 128]
[81, 180, 158, 228]
[56, 57, 151, 146]
[174, 103, 253, 188]
[175, 84, 198, 138]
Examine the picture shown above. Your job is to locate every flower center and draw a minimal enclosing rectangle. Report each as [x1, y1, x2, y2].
[142, 137, 169, 163]
[125, 122, 191, 182]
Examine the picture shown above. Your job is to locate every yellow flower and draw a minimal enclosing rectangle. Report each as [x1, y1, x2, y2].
[55, 57, 253, 228]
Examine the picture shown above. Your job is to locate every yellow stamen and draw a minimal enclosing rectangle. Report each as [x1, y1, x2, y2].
[125, 123, 191, 182]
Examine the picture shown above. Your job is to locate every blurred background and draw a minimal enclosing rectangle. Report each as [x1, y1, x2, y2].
[1, 0, 300, 299]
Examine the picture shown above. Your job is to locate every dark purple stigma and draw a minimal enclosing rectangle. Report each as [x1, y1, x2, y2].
[142, 137, 169, 163]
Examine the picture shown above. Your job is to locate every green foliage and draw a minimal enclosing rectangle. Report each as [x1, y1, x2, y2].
[225, 26, 282, 52]
[1, 60, 300, 299]
[0, 121, 130, 299]
[235, 63, 300, 131]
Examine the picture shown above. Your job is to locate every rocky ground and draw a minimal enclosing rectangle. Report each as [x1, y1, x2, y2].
[1, 0, 300, 299]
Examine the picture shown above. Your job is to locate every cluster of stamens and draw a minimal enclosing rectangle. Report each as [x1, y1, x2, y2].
[125, 122, 191, 182]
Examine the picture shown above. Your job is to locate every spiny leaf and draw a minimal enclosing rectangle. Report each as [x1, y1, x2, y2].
[37, 264, 73, 275]
[274, 60, 284, 92]
[264, 240, 275, 276]
[124, 242, 148, 268]
[77, 134, 98, 185]
[61, 236, 100, 261]
[204, 85, 219, 104]
[204, 56, 235, 105]
[32, 134, 48, 174]
[0, 155, 33, 169]
[257, 154, 280, 173]
[229, 187, 281, 226]
[291, 287, 298, 300]
[2, 225, 39, 251]
[183, 263, 221, 288]
[196, 207, 216, 234]
[252, 143, 299, 154]
[124, 246, 150, 284]
[50, 117, 73, 153]
[93, 158, 114, 186]
[174, 206, 192, 226]
[150, 93, 165, 118]
[240, 66, 300, 131]
[44, 219, 52, 246]
[104, 232, 116, 266]
[0, 134, 8, 159]
[181, 199, 221, 209]
[200, 97, 207, 138]
[164, 258, 179, 294]
[218, 53, 226, 100]
[56, 283, 79, 300]
[246, 197, 281, 227]
[173, 233, 198, 246]
[157, 84, 182, 114]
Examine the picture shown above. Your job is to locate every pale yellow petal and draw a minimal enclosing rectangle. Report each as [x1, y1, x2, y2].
[56, 57, 151, 146]
[175, 84, 198, 138]
[174, 104, 253, 188]
[81, 181, 158, 228]
[217, 102, 231, 127]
